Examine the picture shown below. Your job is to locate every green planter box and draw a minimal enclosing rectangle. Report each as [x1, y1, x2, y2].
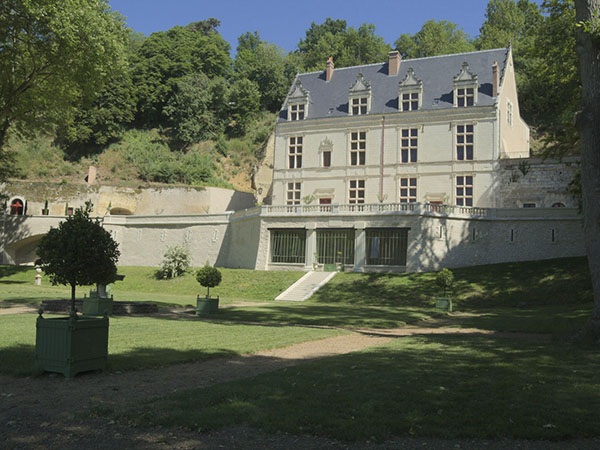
[196, 296, 219, 315]
[82, 297, 113, 316]
[435, 297, 453, 312]
[35, 311, 109, 379]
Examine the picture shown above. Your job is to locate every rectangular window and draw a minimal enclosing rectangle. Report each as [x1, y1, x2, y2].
[523, 203, 536, 208]
[316, 229, 355, 265]
[401, 128, 418, 163]
[350, 131, 366, 166]
[507, 100, 513, 126]
[288, 136, 302, 169]
[399, 178, 417, 203]
[289, 104, 305, 121]
[457, 87, 474, 107]
[322, 150, 331, 167]
[456, 176, 473, 207]
[286, 182, 301, 205]
[319, 197, 332, 212]
[349, 179, 365, 204]
[456, 124, 474, 160]
[270, 229, 306, 264]
[366, 228, 408, 266]
[351, 97, 368, 115]
[401, 92, 419, 111]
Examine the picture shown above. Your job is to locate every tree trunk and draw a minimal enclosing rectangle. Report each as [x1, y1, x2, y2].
[574, 0, 600, 337]
[70, 283, 77, 315]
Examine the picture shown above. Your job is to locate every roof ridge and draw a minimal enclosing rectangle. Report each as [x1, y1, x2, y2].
[296, 48, 509, 77]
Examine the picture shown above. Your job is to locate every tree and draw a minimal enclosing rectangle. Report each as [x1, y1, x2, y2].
[478, 0, 541, 50]
[131, 24, 232, 127]
[163, 73, 228, 145]
[573, 0, 600, 337]
[234, 32, 292, 112]
[227, 78, 261, 136]
[394, 20, 475, 59]
[295, 19, 391, 71]
[37, 202, 120, 312]
[0, 0, 128, 150]
[196, 263, 222, 298]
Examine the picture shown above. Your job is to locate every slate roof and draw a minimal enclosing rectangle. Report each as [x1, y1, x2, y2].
[278, 48, 509, 122]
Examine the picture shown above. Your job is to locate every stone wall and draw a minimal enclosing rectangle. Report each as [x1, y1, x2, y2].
[2, 182, 255, 217]
[497, 156, 580, 208]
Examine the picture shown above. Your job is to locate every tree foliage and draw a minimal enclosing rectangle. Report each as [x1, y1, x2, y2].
[295, 19, 391, 71]
[196, 263, 222, 297]
[37, 202, 120, 309]
[234, 32, 292, 112]
[0, 0, 128, 149]
[394, 20, 475, 58]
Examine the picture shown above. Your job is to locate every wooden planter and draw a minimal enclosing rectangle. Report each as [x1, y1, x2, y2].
[35, 310, 109, 379]
[82, 296, 113, 316]
[196, 295, 219, 315]
[435, 297, 453, 312]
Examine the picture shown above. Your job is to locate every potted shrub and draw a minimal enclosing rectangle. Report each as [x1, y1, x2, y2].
[196, 263, 222, 315]
[435, 268, 454, 312]
[36, 202, 120, 378]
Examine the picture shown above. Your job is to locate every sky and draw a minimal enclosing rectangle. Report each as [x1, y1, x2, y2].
[107, 0, 543, 55]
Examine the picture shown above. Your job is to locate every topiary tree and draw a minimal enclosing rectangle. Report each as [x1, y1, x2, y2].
[436, 268, 454, 297]
[37, 201, 120, 312]
[196, 262, 222, 298]
[158, 244, 191, 279]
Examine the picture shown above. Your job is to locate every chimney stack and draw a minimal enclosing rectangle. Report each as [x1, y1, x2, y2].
[326, 56, 334, 81]
[492, 61, 499, 97]
[388, 50, 401, 76]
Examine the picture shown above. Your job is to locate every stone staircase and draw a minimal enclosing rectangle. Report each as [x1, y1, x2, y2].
[275, 271, 337, 302]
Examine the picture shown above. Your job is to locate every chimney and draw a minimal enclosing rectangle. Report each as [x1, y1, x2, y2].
[388, 50, 401, 76]
[492, 61, 499, 97]
[326, 56, 334, 81]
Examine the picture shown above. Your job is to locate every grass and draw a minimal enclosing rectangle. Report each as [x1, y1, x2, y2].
[115, 335, 600, 441]
[0, 314, 344, 377]
[0, 265, 304, 306]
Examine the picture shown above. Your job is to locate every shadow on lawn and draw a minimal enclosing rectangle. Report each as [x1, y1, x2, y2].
[0, 265, 31, 279]
[311, 257, 592, 309]
[135, 334, 600, 441]
[213, 304, 445, 329]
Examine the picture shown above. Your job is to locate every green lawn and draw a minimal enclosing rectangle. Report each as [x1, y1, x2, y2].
[115, 334, 600, 441]
[0, 314, 343, 377]
[0, 265, 304, 306]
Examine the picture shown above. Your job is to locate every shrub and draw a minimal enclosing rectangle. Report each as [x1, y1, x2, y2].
[436, 268, 454, 297]
[196, 263, 222, 297]
[158, 245, 191, 279]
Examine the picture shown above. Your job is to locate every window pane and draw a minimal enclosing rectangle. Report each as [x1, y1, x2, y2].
[466, 176, 473, 184]
[457, 176, 464, 185]
[410, 178, 417, 186]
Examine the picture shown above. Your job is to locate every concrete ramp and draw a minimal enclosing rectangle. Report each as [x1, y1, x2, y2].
[275, 271, 336, 302]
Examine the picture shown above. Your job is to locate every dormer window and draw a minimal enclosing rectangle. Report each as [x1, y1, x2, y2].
[456, 88, 474, 107]
[348, 73, 371, 116]
[453, 62, 478, 108]
[290, 104, 305, 120]
[351, 97, 368, 115]
[287, 79, 309, 121]
[398, 68, 422, 112]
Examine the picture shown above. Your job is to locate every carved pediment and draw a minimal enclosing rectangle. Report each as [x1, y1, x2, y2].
[399, 68, 422, 88]
[288, 79, 310, 102]
[319, 137, 333, 150]
[454, 62, 478, 83]
[349, 73, 371, 94]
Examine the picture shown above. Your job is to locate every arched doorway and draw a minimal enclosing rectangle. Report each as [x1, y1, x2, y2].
[10, 198, 24, 215]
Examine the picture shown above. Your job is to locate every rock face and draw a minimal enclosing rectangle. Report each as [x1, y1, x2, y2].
[498, 156, 580, 208]
[2, 182, 256, 217]
[252, 133, 275, 205]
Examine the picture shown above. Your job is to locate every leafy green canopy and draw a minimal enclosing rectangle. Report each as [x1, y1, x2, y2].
[295, 19, 391, 71]
[37, 202, 120, 306]
[394, 20, 475, 58]
[0, 0, 128, 149]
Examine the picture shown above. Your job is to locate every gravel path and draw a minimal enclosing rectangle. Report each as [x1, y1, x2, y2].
[1, 310, 596, 449]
